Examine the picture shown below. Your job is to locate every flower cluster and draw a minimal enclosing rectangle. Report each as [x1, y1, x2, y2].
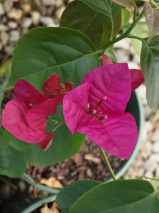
[2, 73, 74, 150]
[2, 55, 144, 158]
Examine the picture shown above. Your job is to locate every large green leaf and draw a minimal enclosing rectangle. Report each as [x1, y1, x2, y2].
[56, 180, 101, 213]
[80, 0, 121, 17]
[24, 124, 85, 166]
[70, 179, 159, 213]
[79, 0, 122, 40]
[60, 1, 121, 49]
[0, 136, 26, 177]
[10, 27, 99, 91]
[60, 1, 111, 49]
[2, 130, 31, 151]
[111, 0, 136, 8]
[141, 35, 159, 111]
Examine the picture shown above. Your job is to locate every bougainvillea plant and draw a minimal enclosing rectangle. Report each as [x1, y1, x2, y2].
[1, 0, 159, 212]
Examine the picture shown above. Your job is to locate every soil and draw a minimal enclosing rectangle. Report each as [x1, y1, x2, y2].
[27, 138, 124, 186]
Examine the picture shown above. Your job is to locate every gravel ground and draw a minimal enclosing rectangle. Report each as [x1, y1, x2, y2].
[0, 0, 158, 212]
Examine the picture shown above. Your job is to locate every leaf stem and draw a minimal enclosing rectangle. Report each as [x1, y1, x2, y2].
[57, 107, 63, 122]
[128, 35, 146, 42]
[145, 177, 159, 181]
[103, 10, 144, 50]
[99, 147, 116, 180]
[0, 86, 14, 93]
[53, 122, 63, 131]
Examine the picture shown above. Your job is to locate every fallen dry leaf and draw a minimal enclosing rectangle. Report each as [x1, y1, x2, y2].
[40, 203, 59, 213]
[84, 154, 101, 164]
[39, 177, 63, 188]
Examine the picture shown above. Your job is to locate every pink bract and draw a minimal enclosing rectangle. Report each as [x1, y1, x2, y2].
[63, 63, 138, 159]
[2, 73, 72, 150]
[102, 54, 144, 91]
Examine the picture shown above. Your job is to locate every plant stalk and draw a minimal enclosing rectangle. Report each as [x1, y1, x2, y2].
[99, 147, 116, 180]
[103, 10, 144, 50]
[0, 86, 14, 93]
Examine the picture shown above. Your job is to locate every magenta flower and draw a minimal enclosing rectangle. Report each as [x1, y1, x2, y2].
[63, 63, 138, 159]
[102, 54, 144, 91]
[2, 73, 74, 150]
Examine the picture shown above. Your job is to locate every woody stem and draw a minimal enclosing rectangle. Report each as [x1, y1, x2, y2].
[99, 147, 117, 181]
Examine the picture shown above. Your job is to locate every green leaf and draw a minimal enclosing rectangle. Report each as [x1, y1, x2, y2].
[130, 22, 149, 56]
[79, 0, 122, 40]
[144, 2, 159, 41]
[149, 176, 159, 191]
[0, 136, 26, 177]
[56, 180, 101, 213]
[60, 1, 112, 49]
[24, 124, 85, 166]
[121, 8, 131, 27]
[80, 0, 121, 17]
[141, 35, 159, 111]
[2, 130, 31, 151]
[70, 179, 159, 213]
[10, 27, 99, 91]
[111, 0, 136, 8]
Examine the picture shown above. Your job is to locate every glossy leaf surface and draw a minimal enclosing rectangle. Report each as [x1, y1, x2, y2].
[112, 0, 136, 8]
[10, 27, 99, 91]
[2, 130, 31, 151]
[60, 1, 121, 49]
[141, 35, 159, 111]
[56, 180, 100, 213]
[0, 136, 26, 177]
[70, 179, 159, 213]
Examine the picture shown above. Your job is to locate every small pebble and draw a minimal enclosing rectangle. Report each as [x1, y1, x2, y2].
[41, 0, 55, 6]
[137, 167, 145, 177]
[4, 46, 14, 55]
[31, 11, 41, 25]
[114, 38, 130, 50]
[151, 129, 159, 142]
[0, 3, 5, 16]
[9, 30, 20, 43]
[40, 16, 56, 26]
[21, 17, 32, 28]
[20, 3, 32, 13]
[7, 8, 23, 20]
[150, 154, 159, 163]
[4, 0, 13, 13]
[152, 141, 159, 153]
[8, 21, 18, 29]
[0, 24, 8, 31]
[55, 6, 65, 20]
[0, 31, 9, 46]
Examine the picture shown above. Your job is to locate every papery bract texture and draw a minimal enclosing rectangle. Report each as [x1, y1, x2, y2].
[102, 54, 113, 65]
[2, 99, 46, 143]
[102, 54, 144, 91]
[2, 73, 72, 150]
[26, 96, 63, 131]
[38, 132, 55, 151]
[63, 63, 138, 159]
[14, 79, 47, 106]
[130, 69, 144, 92]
